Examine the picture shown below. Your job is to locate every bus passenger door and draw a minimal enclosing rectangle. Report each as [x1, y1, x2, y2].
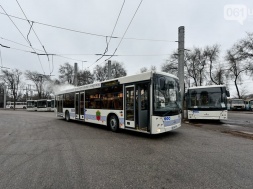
[137, 83, 149, 131]
[125, 86, 135, 128]
[75, 93, 80, 119]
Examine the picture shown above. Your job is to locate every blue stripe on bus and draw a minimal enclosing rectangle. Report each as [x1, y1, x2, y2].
[85, 114, 106, 121]
[84, 114, 124, 125]
[164, 118, 180, 127]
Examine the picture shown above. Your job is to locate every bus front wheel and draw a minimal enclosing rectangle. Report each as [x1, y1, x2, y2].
[65, 111, 70, 122]
[109, 115, 119, 132]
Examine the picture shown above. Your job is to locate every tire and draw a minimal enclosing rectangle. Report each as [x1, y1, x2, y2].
[65, 111, 70, 122]
[109, 114, 119, 132]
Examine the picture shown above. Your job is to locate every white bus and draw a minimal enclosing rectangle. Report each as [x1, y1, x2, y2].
[26, 100, 37, 111]
[51, 99, 56, 112]
[6, 101, 27, 109]
[229, 99, 245, 110]
[186, 85, 230, 120]
[244, 99, 253, 111]
[55, 71, 182, 134]
[37, 99, 53, 112]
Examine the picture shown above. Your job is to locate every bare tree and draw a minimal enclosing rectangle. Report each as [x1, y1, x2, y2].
[140, 65, 157, 73]
[25, 70, 50, 99]
[1, 69, 22, 110]
[111, 61, 127, 78]
[163, 45, 226, 87]
[236, 32, 253, 60]
[226, 33, 253, 98]
[93, 65, 107, 82]
[59, 62, 74, 84]
[203, 44, 226, 85]
[77, 69, 94, 86]
[93, 61, 127, 82]
[140, 67, 148, 73]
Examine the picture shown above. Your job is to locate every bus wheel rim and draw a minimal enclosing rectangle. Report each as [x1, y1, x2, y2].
[110, 117, 116, 129]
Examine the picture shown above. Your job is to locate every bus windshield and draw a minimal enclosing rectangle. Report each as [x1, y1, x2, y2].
[231, 99, 244, 104]
[27, 101, 34, 108]
[188, 87, 227, 109]
[153, 74, 181, 116]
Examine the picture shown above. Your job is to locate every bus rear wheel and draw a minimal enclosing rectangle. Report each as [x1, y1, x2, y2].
[109, 114, 119, 132]
[65, 111, 70, 122]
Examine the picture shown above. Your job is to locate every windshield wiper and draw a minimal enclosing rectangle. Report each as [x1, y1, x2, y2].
[174, 101, 182, 113]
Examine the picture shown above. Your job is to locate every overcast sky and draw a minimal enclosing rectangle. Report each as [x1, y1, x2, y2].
[0, 0, 253, 96]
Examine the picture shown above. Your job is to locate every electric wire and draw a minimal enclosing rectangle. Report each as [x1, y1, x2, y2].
[88, 0, 144, 68]
[0, 36, 87, 63]
[1, 41, 170, 59]
[95, 0, 126, 63]
[104, 0, 144, 62]
[15, 0, 52, 73]
[0, 11, 175, 42]
[0, 5, 45, 74]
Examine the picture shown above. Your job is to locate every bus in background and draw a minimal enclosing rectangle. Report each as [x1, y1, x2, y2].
[229, 99, 245, 110]
[26, 100, 37, 111]
[186, 85, 230, 120]
[51, 99, 56, 112]
[55, 71, 182, 134]
[37, 99, 52, 112]
[244, 99, 253, 111]
[6, 101, 27, 109]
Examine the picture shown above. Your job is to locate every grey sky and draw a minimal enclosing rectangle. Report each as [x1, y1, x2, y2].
[0, 0, 253, 96]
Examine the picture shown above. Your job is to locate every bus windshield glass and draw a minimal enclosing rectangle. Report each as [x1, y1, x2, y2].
[188, 87, 227, 109]
[153, 74, 181, 116]
[231, 99, 244, 104]
[27, 101, 34, 108]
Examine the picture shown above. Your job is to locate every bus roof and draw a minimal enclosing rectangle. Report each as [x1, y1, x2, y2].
[56, 71, 178, 95]
[37, 99, 52, 101]
[187, 85, 226, 90]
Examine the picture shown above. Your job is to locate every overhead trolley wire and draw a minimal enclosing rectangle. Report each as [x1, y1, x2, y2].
[1, 37, 170, 62]
[0, 11, 175, 43]
[95, 0, 126, 63]
[87, 0, 144, 68]
[15, 0, 53, 74]
[0, 5, 45, 74]
[104, 0, 144, 62]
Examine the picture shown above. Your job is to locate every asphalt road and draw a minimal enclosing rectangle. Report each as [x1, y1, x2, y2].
[0, 110, 253, 189]
[223, 111, 253, 127]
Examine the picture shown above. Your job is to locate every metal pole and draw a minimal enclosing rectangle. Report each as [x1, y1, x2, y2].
[74, 63, 78, 86]
[108, 60, 112, 80]
[4, 85, 6, 109]
[178, 26, 185, 120]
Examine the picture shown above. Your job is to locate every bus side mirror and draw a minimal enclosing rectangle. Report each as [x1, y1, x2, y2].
[226, 90, 230, 97]
[159, 78, 166, 90]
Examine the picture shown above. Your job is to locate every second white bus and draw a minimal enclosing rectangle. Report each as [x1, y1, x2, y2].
[186, 85, 230, 120]
[6, 101, 27, 109]
[26, 100, 37, 111]
[37, 99, 53, 112]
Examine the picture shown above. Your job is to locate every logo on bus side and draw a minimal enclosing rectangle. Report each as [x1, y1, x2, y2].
[164, 116, 171, 121]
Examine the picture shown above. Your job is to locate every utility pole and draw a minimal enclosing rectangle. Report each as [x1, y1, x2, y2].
[3, 85, 6, 109]
[74, 63, 78, 86]
[108, 60, 112, 80]
[178, 26, 185, 120]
